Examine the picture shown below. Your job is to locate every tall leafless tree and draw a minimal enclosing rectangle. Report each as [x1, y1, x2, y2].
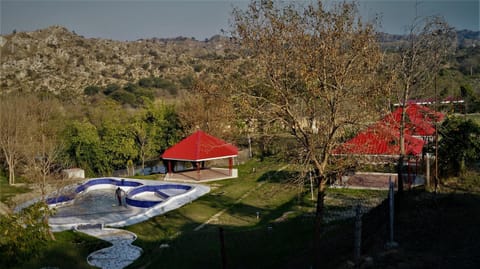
[391, 15, 456, 192]
[0, 95, 29, 185]
[229, 1, 387, 266]
[22, 96, 65, 240]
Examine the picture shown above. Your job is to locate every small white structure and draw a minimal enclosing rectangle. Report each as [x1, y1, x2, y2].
[62, 168, 85, 179]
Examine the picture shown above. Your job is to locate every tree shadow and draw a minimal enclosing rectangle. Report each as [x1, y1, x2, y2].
[256, 170, 300, 183]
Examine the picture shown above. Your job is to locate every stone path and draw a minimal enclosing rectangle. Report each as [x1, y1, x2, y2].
[79, 228, 142, 269]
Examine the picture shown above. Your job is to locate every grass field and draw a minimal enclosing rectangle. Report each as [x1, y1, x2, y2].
[0, 175, 31, 205]
[125, 160, 387, 269]
[0, 160, 389, 268]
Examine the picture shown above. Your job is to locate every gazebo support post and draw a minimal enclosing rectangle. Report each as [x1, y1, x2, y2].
[168, 161, 172, 175]
[229, 158, 233, 176]
[197, 162, 200, 180]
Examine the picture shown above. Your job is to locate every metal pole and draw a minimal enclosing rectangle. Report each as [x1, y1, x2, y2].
[354, 204, 362, 263]
[426, 153, 430, 189]
[386, 177, 399, 248]
[389, 179, 394, 243]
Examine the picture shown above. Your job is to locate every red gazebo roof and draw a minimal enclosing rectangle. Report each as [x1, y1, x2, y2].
[162, 130, 238, 162]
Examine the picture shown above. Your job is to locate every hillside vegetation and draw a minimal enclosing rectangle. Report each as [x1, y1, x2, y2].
[0, 26, 231, 98]
[1, 26, 479, 101]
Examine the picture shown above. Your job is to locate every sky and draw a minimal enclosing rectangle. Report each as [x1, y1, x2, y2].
[1, 0, 479, 41]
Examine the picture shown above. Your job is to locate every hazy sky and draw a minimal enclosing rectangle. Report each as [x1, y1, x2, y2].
[1, 0, 479, 41]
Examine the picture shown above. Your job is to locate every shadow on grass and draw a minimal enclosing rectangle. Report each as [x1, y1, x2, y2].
[256, 170, 300, 183]
[6, 230, 112, 269]
[128, 213, 317, 269]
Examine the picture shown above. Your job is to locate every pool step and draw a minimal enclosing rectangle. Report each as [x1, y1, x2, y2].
[77, 223, 103, 230]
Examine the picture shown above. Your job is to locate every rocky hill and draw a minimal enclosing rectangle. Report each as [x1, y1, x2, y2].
[1, 26, 478, 98]
[0, 26, 229, 96]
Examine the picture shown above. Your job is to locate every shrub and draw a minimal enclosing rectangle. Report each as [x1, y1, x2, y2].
[84, 85, 101, 96]
[179, 74, 195, 89]
[103, 83, 120, 95]
[138, 77, 153, 88]
[109, 89, 136, 105]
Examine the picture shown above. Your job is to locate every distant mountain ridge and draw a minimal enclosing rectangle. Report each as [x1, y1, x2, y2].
[1, 26, 478, 96]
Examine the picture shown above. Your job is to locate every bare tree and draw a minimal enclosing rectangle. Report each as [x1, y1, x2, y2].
[22, 96, 64, 240]
[391, 15, 456, 192]
[23, 97, 64, 198]
[0, 95, 29, 185]
[132, 119, 150, 175]
[178, 78, 239, 139]
[230, 1, 387, 266]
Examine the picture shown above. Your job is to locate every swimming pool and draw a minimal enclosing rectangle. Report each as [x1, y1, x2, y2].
[46, 177, 209, 231]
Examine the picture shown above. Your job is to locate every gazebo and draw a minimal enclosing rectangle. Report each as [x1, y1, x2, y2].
[161, 130, 238, 181]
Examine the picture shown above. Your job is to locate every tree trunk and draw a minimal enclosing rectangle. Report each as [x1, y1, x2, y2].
[7, 156, 15, 185]
[397, 154, 404, 193]
[313, 176, 326, 269]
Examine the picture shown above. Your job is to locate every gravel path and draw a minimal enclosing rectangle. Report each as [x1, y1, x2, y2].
[80, 228, 142, 269]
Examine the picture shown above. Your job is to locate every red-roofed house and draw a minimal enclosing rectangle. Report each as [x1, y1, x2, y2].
[383, 103, 444, 137]
[162, 130, 238, 181]
[334, 123, 425, 157]
[334, 104, 443, 157]
[333, 104, 444, 189]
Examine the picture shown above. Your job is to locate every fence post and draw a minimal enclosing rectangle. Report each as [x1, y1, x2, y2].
[219, 227, 227, 269]
[426, 153, 430, 189]
[386, 177, 399, 249]
[354, 204, 362, 263]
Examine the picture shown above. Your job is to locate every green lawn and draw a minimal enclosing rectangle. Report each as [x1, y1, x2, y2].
[1, 160, 388, 269]
[126, 160, 387, 269]
[0, 175, 31, 205]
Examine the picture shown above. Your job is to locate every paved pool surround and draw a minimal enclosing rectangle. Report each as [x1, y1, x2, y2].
[47, 177, 209, 231]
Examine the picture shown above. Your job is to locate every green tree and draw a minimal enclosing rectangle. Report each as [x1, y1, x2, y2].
[0, 202, 51, 267]
[63, 120, 107, 176]
[438, 116, 480, 176]
[99, 119, 138, 171]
